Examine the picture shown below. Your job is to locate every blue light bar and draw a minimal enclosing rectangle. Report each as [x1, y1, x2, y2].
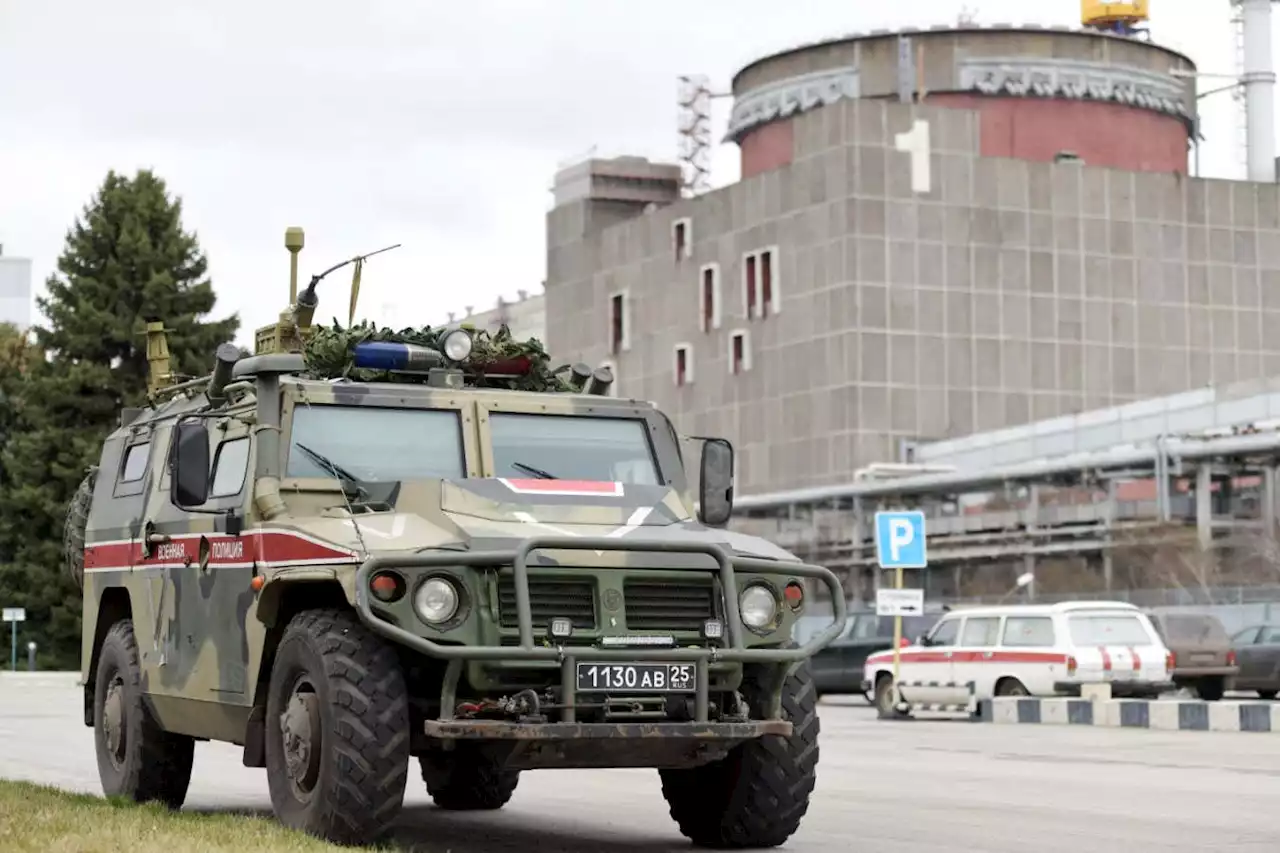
[352, 342, 444, 372]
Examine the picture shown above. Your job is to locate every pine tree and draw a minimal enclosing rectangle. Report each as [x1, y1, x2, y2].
[0, 169, 240, 669]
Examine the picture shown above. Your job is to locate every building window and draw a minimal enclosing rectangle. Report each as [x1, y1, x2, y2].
[729, 329, 752, 375]
[742, 247, 780, 319]
[674, 343, 694, 387]
[672, 217, 691, 262]
[608, 291, 630, 354]
[699, 263, 721, 332]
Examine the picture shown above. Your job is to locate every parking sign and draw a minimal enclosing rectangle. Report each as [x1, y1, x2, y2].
[874, 511, 927, 569]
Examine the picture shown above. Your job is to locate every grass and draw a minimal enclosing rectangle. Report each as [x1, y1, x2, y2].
[0, 779, 382, 853]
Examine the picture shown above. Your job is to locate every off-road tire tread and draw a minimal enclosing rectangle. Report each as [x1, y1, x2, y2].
[419, 748, 521, 810]
[267, 608, 410, 845]
[659, 658, 819, 848]
[95, 619, 194, 808]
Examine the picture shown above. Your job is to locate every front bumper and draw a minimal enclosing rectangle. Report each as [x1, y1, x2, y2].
[354, 535, 846, 725]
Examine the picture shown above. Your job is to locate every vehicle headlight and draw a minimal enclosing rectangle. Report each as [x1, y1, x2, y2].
[739, 584, 777, 631]
[442, 329, 473, 362]
[414, 577, 460, 624]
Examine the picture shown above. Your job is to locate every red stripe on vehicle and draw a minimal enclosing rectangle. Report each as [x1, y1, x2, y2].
[82, 530, 355, 572]
[865, 650, 1069, 666]
[499, 478, 624, 496]
[1098, 646, 1113, 671]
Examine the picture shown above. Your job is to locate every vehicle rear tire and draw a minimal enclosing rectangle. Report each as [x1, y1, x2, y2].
[658, 658, 819, 849]
[995, 678, 1030, 697]
[93, 619, 194, 809]
[419, 746, 520, 810]
[1259, 690, 1278, 701]
[1197, 678, 1225, 702]
[264, 608, 410, 845]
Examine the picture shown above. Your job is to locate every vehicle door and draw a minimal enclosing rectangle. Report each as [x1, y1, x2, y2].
[997, 614, 1060, 694]
[896, 615, 961, 705]
[947, 614, 1003, 701]
[1232, 626, 1265, 687]
[145, 414, 256, 706]
[810, 614, 855, 691]
[1239, 625, 1280, 689]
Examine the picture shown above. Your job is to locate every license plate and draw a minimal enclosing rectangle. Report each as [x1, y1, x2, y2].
[575, 662, 695, 693]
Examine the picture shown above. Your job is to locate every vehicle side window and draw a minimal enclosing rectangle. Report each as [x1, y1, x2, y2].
[1002, 616, 1055, 647]
[927, 618, 960, 647]
[1231, 627, 1260, 645]
[960, 616, 1001, 647]
[119, 442, 151, 483]
[1260, 627, 1280, 644]
[210, 437, 250, 498]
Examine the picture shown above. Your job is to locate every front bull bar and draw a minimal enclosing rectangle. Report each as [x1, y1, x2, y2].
[352, 535, 847, 724]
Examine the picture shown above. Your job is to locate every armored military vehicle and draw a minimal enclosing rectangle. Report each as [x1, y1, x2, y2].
[67, 228, 845, 847]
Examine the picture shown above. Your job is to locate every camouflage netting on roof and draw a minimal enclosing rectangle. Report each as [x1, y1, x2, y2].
[63, 466, 97, 589]
[302, 320, 576, 392]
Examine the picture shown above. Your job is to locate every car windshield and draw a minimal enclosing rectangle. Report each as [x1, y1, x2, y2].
[285, 405, 465, 482]
[1067, 613, 1153, 646]
[489, 413, 661, 484]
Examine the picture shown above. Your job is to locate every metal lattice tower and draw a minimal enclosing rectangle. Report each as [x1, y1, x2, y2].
[1232, 2, 1251, 178]
[677, 74, 714, 197]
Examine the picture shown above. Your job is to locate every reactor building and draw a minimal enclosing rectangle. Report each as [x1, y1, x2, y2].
[545, 20, 1280, 498]
[544, 8, 1280, 600]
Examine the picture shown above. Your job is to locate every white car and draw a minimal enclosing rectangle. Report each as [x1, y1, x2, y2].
[861, 601, 1175, 714]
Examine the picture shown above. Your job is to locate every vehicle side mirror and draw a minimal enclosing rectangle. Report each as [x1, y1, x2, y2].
[915, 634, 929, 647]
[697, 437, 734, 527]
[170, 419, 211, 508]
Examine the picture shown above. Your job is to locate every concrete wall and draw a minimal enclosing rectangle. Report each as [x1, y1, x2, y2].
[545, 96, 1280, 497]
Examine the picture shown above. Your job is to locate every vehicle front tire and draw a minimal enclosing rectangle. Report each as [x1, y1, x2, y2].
[264, 608, 410, 845]
[420, 746, 520, 810]
[1259, 689, 1278, 700]
[658, 658, 819, 849]
[93, 619, 195, 809]
[995, 678, 1030, 697]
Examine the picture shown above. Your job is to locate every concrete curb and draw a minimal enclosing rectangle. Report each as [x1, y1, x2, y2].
[977, 696, 1280, 732]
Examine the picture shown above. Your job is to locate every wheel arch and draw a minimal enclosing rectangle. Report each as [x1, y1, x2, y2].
[241, 579, 351, 767]
[84, 587, 134, 727]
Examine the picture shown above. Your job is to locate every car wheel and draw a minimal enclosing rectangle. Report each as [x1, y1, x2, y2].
[995, 678, 1030, 697]
[1259, 690, 1278, 701]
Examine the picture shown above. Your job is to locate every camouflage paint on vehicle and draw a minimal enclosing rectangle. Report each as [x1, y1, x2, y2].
[74, 227, 846, 848]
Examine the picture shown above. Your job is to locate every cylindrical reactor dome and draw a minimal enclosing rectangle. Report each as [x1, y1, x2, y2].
[726, 25, 1197, 179]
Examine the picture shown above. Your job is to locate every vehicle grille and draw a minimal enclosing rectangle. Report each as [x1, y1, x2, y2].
[497, 576, 596, 630]
[624, 578, 718, 632]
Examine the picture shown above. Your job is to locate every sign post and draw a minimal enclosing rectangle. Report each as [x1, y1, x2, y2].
[874, 511, 927, 713]
[2, 608, 26, 673]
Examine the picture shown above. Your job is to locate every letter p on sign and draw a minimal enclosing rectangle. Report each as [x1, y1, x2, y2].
[874, 511, 927, 569]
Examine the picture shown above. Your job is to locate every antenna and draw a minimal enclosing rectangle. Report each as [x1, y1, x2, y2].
[957, 4, 979, 25]
[678, 74, 714, 197]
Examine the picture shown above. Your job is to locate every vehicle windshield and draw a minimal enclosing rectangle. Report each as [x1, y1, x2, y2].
[286, 405, 464, 482]
[1159, 613, 1228, 644]
[489, 413, 661, 485]
[1067, 613, 1153, 646]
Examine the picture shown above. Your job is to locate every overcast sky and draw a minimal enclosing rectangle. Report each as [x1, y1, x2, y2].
[0, 0, 1253, 349]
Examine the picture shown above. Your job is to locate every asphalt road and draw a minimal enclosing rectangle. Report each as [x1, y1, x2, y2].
[2, 674, 1279, 852]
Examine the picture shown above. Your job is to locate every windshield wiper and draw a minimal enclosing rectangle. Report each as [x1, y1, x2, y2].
[511, 461, 559, 480]
[296, 443, 369, 498]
